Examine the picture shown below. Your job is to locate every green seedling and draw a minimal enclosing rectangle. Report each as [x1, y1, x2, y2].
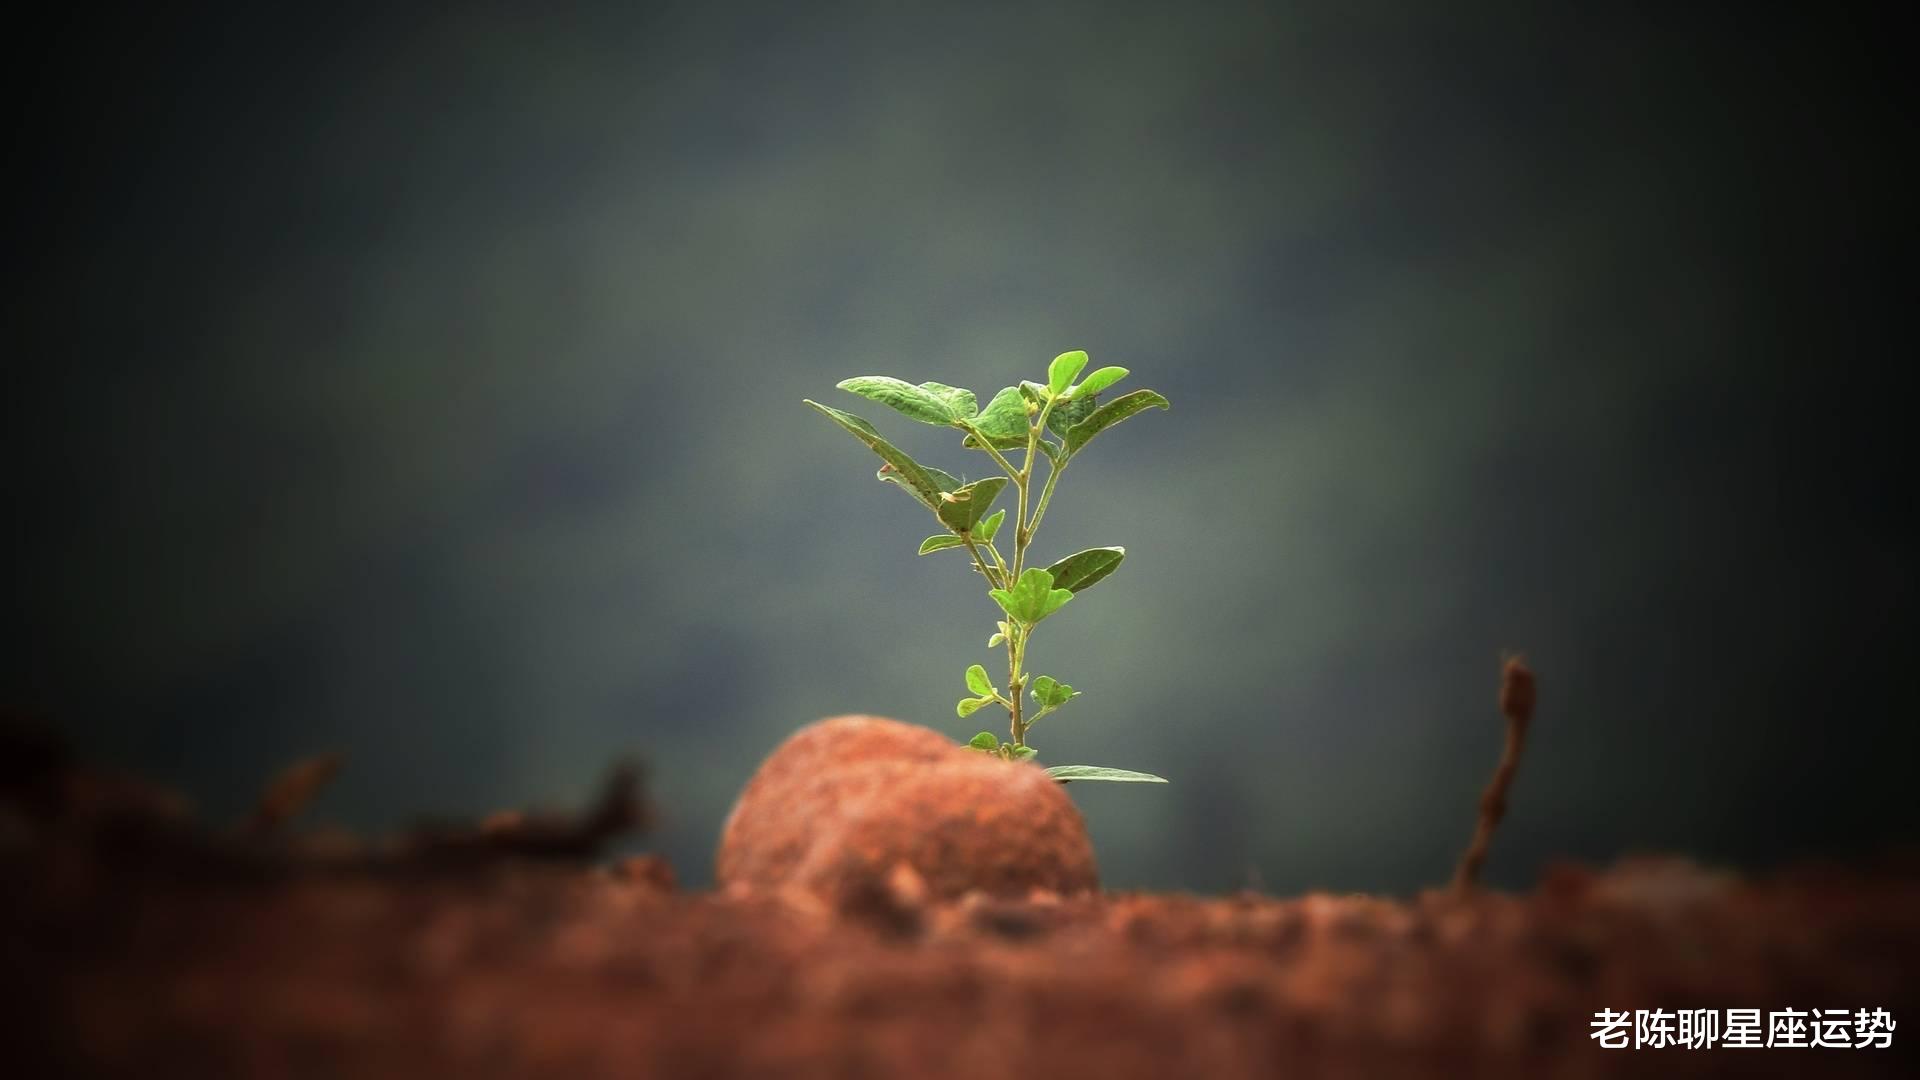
[804, 350, 1170, 785]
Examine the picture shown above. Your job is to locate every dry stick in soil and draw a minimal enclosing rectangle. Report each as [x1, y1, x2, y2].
[411, 762, 650, 863]
[243, 753, 344, 838]
[1453, 656, 1536, 892]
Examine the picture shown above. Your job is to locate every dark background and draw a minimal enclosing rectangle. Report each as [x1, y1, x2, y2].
[5, 1, 1909, 895]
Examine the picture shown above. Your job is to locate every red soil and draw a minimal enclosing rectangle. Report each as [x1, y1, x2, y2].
[8, 724, 1916, 1078]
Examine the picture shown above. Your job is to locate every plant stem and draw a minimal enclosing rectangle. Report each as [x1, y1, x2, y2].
[1001, 396, 1061, 748]
[1007, 625, 1028, 746]
[961, 537, 1002, 589]
[1012, 473, 1031, 580]
[957, 421, 1022, 485]
[984, 539, 1010, 581]
[1027, 457, 1065, 538]
[1013, 398, 1056, 579]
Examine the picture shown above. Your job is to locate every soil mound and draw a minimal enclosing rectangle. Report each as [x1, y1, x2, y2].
[716, 715, 1098, 902]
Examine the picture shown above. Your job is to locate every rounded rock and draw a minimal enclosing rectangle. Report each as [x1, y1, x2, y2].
[716, 715, 1098, 902]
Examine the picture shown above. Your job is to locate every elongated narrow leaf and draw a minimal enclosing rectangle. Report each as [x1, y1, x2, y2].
[837, 376, 960, 425]
[1072, 366, 1128, 397]
[969, 731, 1000, 750]
[1062, 389, 1171, 457]
[976, 509, 1006, 543]
[916, 381, 978, 419]
[987, 567, 1074, 626]
[1043, 547, 1125, 594]
[1047, 350, 1089, 396]
[806, 401, 947, 509]
[964, 664, 993, 695]
[936, 476, 1009, 535]
[919, 535, 966, 555]
[1046, 764, 1169, 784]
[881, 461, 960, 494]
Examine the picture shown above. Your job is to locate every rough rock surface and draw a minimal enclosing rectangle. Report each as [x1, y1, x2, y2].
[716, 715, 1099, 901]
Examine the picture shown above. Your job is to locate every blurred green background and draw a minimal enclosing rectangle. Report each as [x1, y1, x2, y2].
[6, 2, 1908, 893]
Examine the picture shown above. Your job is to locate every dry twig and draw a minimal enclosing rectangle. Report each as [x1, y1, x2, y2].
[243, 753, 343, 837]
[400, 762, 650, 864]
[1453, 655, 1536, 892]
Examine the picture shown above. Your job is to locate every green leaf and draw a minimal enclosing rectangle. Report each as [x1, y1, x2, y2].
[1030, 676, 1076, 709]
[836, 376, 963, 426]
[962, 388, 1064, 466]
[1011, 746, 1038, 760]
[1062, 389, 1171, 457]
[963, 386, 1028, 447]
[1043, 547, 1125, 594]
[965, 664, 993, 696]
[957, 696, 993, 718]
[987, 632, 1005, 648]
[987, 591, 1019, 622]
[879, 461, 961, 502]
[976, 509, 1006, 544]
[936, 476, 1009, 535]
[987, 567, 1075, 626]
[1046, 765, 1169, 784]
[852, 443, 1004, 540]
[1045, 389, 1097, 440]
[969, 731, 1000, 750]
[805, 401, 947, 510]
[1038, 588, 1073, 622]
[919, 535, 966, 555]
[1071, 366, 1128, 398]
[1047, 351, 1089, 396]
[916, 381, 978, 420]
